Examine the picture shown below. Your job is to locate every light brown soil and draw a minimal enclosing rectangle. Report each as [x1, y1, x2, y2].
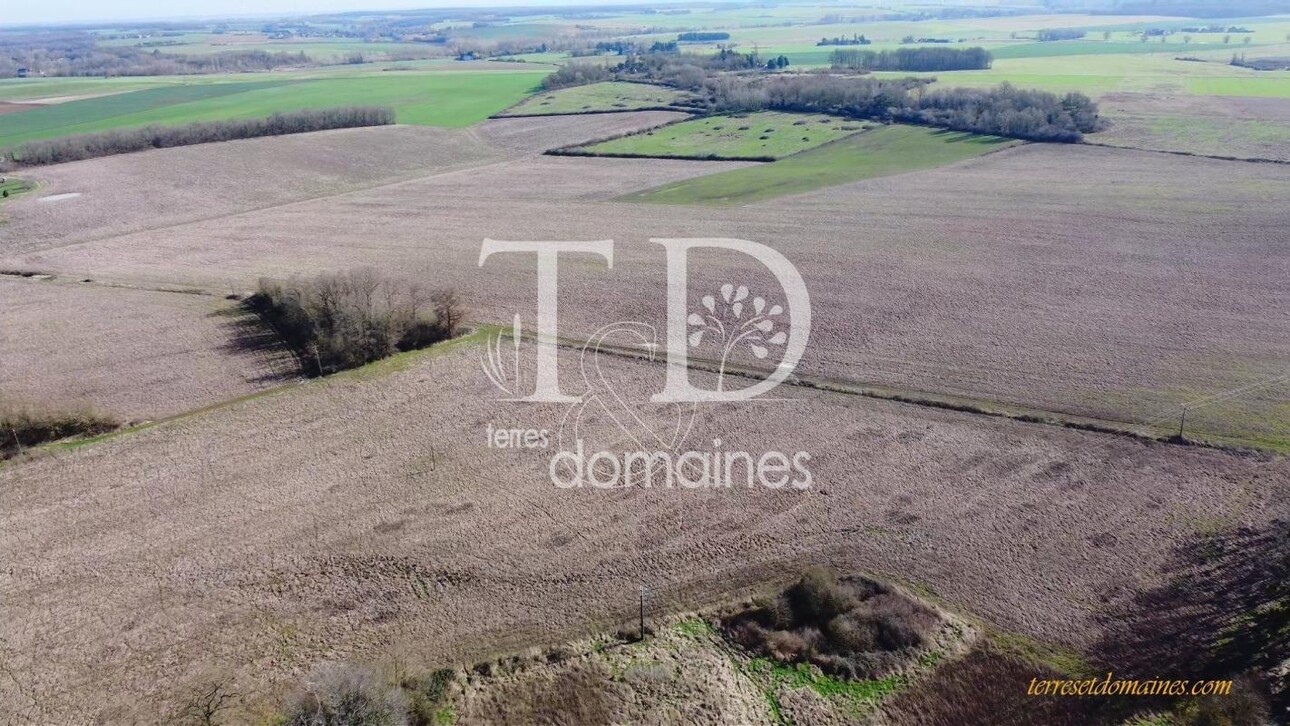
[0, 112, 691, 256]
[0, 277, 294, 420]
[0, 125, 507, 255]
[476, 111, 692, 154]
[5, 143, 1284, 446]
[0, 341, 1283, 723]
[0, 102, 33, 116]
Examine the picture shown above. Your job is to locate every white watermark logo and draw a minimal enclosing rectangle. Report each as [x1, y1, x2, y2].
[478, 238, 811, 490]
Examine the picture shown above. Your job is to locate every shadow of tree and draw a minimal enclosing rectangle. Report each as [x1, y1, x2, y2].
[210, 303, 301, 383]
[1093, 519, 1288, 718]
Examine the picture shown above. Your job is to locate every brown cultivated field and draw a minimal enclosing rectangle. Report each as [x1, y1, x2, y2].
[0, 112, 690, 256]
[2, 341, 1284, 723]
[4, 143, 1284, 448]
[0, 125, 506, 255]
[1094, 93, 1290, 161]
[0, 277, 294, 420]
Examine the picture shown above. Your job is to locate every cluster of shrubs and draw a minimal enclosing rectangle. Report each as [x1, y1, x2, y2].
[1231, 55, 1290, 71]
[0, 400, 118, 460]
[540, 61, 615, 90]
[249, 269, 462, 377]
[902, 84, 1103, 142]
[1037, 29, 1087, 42]
[830, 46, 993, 71]
[723, 568, 941, 680]
[817, 34, 871, 46]
[3, 107, 395, 168]
[281, 663, 455, 726]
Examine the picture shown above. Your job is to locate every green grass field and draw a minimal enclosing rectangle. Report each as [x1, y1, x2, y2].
[872, 53, 1290, 99]
[500, 81, 692, 115]
[0, 70, 544, 147]
[989, 40, 1251, 59]
[97, 32, 438, 61]
[576, 112, 873, 159]
[619, 124, 1016, 205]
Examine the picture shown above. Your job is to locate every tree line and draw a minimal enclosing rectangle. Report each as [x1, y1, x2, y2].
[677, 32, 730, 42]
[250, 269, 461, 376]
[747, 75, 1102, 142]
[2, 107, 395, 168]
[1037, 29, 1087, 41]
[829, 46, 992, 71]
[0, 32, 312, 77]
[539, 50, 1103, 142]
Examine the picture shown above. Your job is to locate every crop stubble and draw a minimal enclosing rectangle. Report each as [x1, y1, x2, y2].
[4, 141, 1284, 445]
[1, 342, 1284, 723]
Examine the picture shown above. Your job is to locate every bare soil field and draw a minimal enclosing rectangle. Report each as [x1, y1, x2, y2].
[0, 111, 690, 256]
[0, 102, 32, 116]
[0, 125, 507, 255]
[1, 341, 1284, 723]
[474, 110, 691, 154]
[1093, 93, 1290, 161]
[382, 153, 755, 202]
[0, 277, 294, 421]
[4, 143, 1284, 447]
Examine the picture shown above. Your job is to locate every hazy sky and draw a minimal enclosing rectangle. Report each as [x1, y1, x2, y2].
[8, 0, 614, 26]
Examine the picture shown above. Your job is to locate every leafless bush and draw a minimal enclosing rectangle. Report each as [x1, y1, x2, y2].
[283, 663, 408, 726]
[724, 567, 941, 679]
[5, 107, 395, 167]
[0, 399, 119, 460]
[250, 269, 462, 376]
[174, 681, 239, 726]
[540, 61, 613, 90]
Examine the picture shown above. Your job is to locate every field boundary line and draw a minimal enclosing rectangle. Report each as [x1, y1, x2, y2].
[2, 322, 1278, 469]
[0, 150, 524, 256]
[491, 106, 698, 119]
[1080, 140, 1290, 165]
[526, 330, 1280, 458]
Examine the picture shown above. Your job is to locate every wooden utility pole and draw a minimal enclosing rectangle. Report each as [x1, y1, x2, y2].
[1178, 405, 1187, 440]
[639, 584, 649, 641]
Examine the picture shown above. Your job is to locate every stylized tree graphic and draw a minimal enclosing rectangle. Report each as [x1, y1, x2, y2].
[687, 283, 788, 390]
[481, 314, 524, 397]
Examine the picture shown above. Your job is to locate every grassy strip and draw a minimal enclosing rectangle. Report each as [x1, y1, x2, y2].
[572, 111, 869, 160]
[493, 106, 690, 119]
[742, 658, 907, 723]
[0, 177, 32, 202]
[618, 124, 1019, 205]
[498, 80, 691, 116]
[534, 327, 1283, 455]
[549, 148, 776, 162]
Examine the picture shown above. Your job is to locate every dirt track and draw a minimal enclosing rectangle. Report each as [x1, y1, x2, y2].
[2, 341, 1284, 723]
